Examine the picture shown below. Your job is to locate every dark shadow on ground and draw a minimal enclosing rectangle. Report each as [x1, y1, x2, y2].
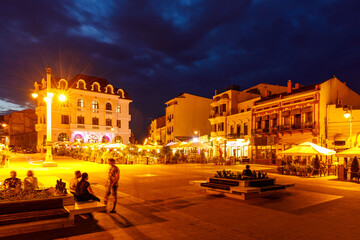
[0, 215, 108, 240]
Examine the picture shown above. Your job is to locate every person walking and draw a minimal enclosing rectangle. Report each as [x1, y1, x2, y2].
[75, 173, 100, 202]
[104, 158, 119, 213]
[24, 170, 38, 190]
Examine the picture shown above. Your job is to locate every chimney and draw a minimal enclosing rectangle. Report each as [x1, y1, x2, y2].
[215, 90, 217, 95]
[287, 80, 292, 93]
[294, 83, 300, 89]
[343, 82, 346, 86]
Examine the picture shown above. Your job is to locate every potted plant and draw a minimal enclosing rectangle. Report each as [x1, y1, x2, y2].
[350, 156, 359, 181]
[306, 164, 313, 177]
[283, 165, 290, 175]
[277, 165, 284, 174]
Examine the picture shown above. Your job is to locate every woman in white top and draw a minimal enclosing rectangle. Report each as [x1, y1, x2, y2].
[24, 170, 38, 190]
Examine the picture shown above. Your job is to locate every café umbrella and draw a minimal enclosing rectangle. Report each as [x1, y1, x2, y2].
[280, 142, 336, 156]
[336, 145, 360, 157]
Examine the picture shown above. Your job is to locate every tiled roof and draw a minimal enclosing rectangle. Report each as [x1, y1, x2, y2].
[255, 84, 317, 105]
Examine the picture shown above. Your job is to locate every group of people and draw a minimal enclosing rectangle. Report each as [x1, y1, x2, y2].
[2, 170, 38, 191]
[69, 158, 120, 213]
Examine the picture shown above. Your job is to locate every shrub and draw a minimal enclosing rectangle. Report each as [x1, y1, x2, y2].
[351, 156, 359, 173]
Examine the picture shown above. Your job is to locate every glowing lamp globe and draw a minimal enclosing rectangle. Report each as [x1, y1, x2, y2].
[344, 112, 351, 119]
[59, 94, 67, 102]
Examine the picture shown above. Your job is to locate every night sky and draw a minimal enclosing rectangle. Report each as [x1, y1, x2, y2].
[0, 0, 360, 141]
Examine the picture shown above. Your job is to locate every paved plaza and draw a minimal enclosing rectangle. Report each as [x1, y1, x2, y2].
[1, 154, 360, 240]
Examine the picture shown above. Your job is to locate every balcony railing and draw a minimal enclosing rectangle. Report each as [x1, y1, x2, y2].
[251, 122, 317, 135]
[226, 133, 244, 139]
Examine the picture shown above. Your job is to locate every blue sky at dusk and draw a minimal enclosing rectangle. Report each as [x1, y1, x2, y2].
[0, 0, 360, 141]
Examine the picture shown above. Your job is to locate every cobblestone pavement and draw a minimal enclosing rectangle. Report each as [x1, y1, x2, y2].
[1, 154, 360, 240]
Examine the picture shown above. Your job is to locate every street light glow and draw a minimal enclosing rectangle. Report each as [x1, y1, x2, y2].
[31, 93, 38, 98]
[344, 112, 351, 118]
[1, 124, 6, 127]
[58, 94, 67, 102]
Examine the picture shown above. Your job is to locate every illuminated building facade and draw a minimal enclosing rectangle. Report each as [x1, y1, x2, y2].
[209, 84, 287, 160]
[33, 74, 132, 150]
[252, 77, 360, 164]
[148, 115, 166, 145]
[165, 93, 212, 143]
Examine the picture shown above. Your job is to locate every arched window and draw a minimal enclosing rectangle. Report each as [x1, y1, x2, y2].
[78, 80, 86, 90]
[74, 134, 84, 143]
[59, 80, 67, 90]
[116, 106, 121, 113]
[58, 133, 69, 142]
[93, 82, 100, 92]
[102, 135, 110, 143]
[92, 100, 99, 109]
[77, 98, 85, 108]
[88, 134, 98, 143]
[106, 102, 112, 110]
[114, 135, 123, 143]
[106, 85, 113, 94]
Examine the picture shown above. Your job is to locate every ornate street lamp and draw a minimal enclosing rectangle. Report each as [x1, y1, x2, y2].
[343, 105, 353, 148]
[32, 68, 67, 167]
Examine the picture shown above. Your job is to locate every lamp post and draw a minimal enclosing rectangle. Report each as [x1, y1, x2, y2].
[32, 68, 67, 167]
[344, 105, 353, 148]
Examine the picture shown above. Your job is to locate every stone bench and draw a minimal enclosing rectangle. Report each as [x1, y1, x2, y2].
[200, 177, 294, 200]
[0, 195, 74, 237]
[64, 201, 106, 217]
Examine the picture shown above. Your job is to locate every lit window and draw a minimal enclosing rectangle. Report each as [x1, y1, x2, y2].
[77, 99, 85, 108]
[92, 100, 99, 109]
[116, 106, 121, 113]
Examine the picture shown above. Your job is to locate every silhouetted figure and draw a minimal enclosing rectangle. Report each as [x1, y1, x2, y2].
[243, 165, 252, 176]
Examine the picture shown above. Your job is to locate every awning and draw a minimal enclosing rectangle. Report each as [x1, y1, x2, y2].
[280, 142, 336, 156]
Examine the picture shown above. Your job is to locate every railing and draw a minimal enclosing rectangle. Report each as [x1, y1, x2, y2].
[226, 133, 244, 139]
[77, 125, 85, 129]
[92, 126, 99, 129]
[251, 122, 317, 135]
[77, 108, 85, 112]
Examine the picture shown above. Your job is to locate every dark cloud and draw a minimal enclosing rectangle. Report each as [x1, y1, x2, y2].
[0, 0, 360, 141]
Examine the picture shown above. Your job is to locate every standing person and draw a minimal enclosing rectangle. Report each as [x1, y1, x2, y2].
[3, 171, 22, 190]
[69, 170, 81, 192]
[75, 173, 100, 202]
[24, 170, 38, 190]
[104, 158, 119, 213]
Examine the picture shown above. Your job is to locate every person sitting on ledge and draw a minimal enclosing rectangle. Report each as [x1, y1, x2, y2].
[3, 171, 22, 190]
[24, 170, 38, 190]
[69, 170, 81, 192]
[243, 165, 253, 176]
[75, 173, 100, 202]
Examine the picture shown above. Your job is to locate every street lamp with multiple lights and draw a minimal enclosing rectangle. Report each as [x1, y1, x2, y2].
[32, 67, 67, 167]
[343, 105, 353, 148]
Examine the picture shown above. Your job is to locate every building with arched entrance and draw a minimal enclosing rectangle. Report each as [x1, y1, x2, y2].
[33, 74, 132, 150]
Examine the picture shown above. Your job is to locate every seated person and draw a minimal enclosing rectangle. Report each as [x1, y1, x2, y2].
[75, 173, 100, 202]
[24, 170, 38, 190]
[4, 171, 22, 190]
[69, 170, 81, 192]
[243, 165, 253, 176]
